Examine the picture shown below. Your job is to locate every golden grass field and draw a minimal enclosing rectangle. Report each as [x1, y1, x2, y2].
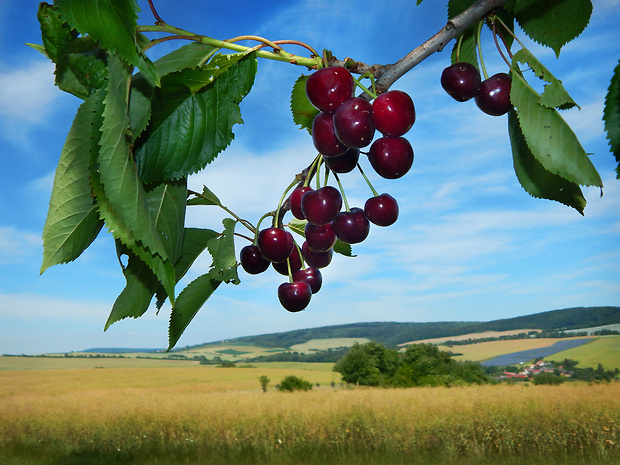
[0, 358, 619, 465]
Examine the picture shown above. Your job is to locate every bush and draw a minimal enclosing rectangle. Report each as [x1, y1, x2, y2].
[277, 375, 313, 392]
[532, 372, 565, 385]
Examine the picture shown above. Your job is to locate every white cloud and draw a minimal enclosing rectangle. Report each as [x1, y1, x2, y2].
[0, 226, 41, 264]
[0, 60, 57, 123]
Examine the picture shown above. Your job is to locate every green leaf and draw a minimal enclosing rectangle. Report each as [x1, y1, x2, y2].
[512, 48, 578, 110]
[128, 43, 219, 143]
[186, 185, 222, 206]
[447, 0, 477, 18]
[168, 274, 221, 351]
[37, 2, 107, 99]
[135, 53, 257, 183]
[41, 94, 104, 273]
[91, 54, 176, 302]
[450, 28, 478, 68]
[207, 218, 240, 284]
[513, 0, 592, 57]
[603, 59, 620, 179]
[287, 218, 307, 238]
[510, 68, 602, 188]
[508, 110, 586, 214]
[334, 239, 354, 257]
[291, 74, 319, 134]
[55, 0, 141, 67]
[105, 241, 159, 330]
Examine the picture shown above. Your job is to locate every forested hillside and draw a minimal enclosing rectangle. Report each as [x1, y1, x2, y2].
[186, 306, 619, 350]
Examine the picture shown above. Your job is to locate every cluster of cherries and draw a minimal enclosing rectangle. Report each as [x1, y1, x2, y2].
[239, 66, 416, 313]
[440, 62, 512, 116]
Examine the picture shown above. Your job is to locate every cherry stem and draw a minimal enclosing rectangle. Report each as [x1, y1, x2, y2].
[332, 172, 350, 212]
[255, 212, 275, 237]
[476, 20, 489, 80]
[148, 0, 165, 25]
[490, 17, 512, 67]
[455, 34, 463, 63]
[357, 163, 379, 197]
[354, 75, 378, 100]
[275, 179, 301, 227]
[234, 232, 254, 243]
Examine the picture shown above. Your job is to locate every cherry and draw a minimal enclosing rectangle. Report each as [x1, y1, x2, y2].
[288, 186, 312, 220]
[301, 241, 333, 269]
[368, 136, 414, 179]
[272, 246, 303, 275]
[441, 62, 481, 102]
[372, 90, 416, 136]
[475, 73, 512, 116]
[278, 281, 312, 313]
[305, 66, 355, 112]
[301, 186, 342, 226]
[323, 148, 360, 174]
[334, 207, 370, 244]
[257, 227, 294, 263]
[364, 193, 399, 226]
[239, 245, 270, 275]
[312, 112, 348, 156]
[292, 267, 323, 294]
[333, 97, 375, 148]
[305, 221, 337, 253]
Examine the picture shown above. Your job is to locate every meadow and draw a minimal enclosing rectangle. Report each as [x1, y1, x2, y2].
[1, 359, 619, 465]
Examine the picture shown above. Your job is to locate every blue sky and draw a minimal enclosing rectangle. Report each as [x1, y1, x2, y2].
[0, 0, 618, 354]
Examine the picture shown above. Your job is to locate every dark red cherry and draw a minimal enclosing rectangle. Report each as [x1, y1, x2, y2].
[239, 245, 270, 275]
[301, 186, 342, 226]
[323, 148, 360, 174]
[333, 97, 375, 148]
[305, 221, 337, 253]
[475, 73, 512, 116]
[292, 267, 323, 294]
[312, 112, 348, 156]
[441, 62, 481, 102]
[372, 90, 416, 136]
[334, 208, 370, 244]
[368, 136, 414, 179]
[288, 186, 312, 220]
[278, 281, 312, 312]
[301, 242, 333, 269]
[272, 247, 303, 275]
[364, 193, 399, 226]
[257, 227, 294, 263]
[305, 67, 355, 112]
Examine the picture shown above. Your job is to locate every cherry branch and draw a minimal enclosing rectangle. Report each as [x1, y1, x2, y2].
[329, 0, 508, 94]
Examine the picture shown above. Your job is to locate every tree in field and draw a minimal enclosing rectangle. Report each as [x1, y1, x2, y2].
[333, 342, 490, 387]
[32, 0, 619, 349]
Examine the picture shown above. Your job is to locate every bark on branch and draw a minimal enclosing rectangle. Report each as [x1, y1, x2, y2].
[329, 0, 508, 94]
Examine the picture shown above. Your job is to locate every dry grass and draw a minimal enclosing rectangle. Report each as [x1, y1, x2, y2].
[0, 365, 618, 464]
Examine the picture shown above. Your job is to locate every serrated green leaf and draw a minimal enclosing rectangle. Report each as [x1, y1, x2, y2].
[512, 48, 578, 110]
[168, 274, 221, 351]
[55, 0, 141, 67]
[207, 218, 240, 284]
[510, 69, 602, 188]
[41, 94, 104, 273]
[508, 110, 586, 213]
[145, 178, 187, 265]
[135, 53, 257, 183]
[90, 54, 176, 302]
[105, 241, 159, 330]
[287, 218, 307, 237]
[26, 43, 48, 57]
[334, 239, 354, 257]
[603, 59, 620, 179]
[291, 74, 319, 134]
[186, 185, 222, 206]
[513, 0, 592, 58]
[37, 2, 107, 99]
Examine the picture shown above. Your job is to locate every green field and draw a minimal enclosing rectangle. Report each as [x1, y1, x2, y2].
[289, 337, 371, 353]
[550, 336, 620, 369]
[0, 358, 619, 465]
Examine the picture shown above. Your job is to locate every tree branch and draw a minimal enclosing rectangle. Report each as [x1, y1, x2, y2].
[329, 0, 508, 94]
